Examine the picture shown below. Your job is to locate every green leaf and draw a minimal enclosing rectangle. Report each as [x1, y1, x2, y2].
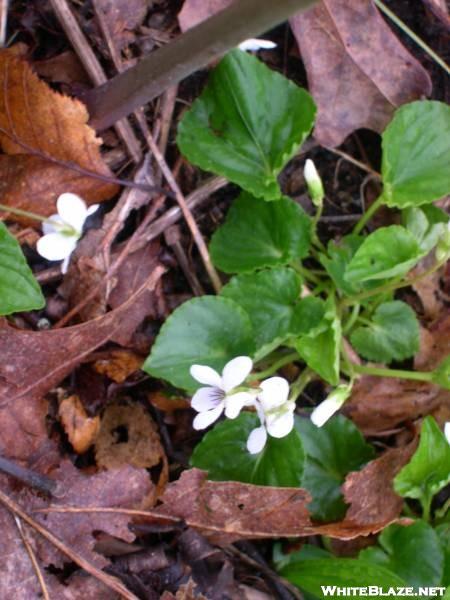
[320, 235, 365, 296]
[143, 296, 255, 392]
[350, 301, 420, 363]
[436, 524, 450, 586]
[403, 205, 449, 254]
[210, 193, 311, 274]
[360, 521, 444, 588]
[177, 49, 316, 200]
[191, 412, 305, 487]
[296, 415, 375, 521]
[221, 267, 325, 347]
[295, 299, 341, 385]
[0, 222, 45, 315]
[394, 416, 450, 508]
[279, 558, 406, 596]
[432, 356, 450, 391]
[345, 225, 423, 283]
[382, 100, 450, 208]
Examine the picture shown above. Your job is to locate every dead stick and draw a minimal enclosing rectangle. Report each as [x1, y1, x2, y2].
[0, 456, 56, 495]
[0, 490, 139, 600]
[14, 516, 51, 600]
[85, 0, 319, 130]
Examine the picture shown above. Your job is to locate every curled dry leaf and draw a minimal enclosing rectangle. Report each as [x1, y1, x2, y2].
[290, 0, 432, 146]
[152, 465, 409, 545]
[0, 46, 117, 224]
[29, 461, 153, 568]
[93, 349, 143, 383]
[58, 395, 101, 454]
[95, 400, 168, 497]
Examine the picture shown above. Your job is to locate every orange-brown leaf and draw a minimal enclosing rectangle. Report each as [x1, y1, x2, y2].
[0, 47, 118, 224]
[58, 395, 100, 454]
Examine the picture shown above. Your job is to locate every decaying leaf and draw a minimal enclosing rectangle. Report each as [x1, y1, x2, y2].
[0, 46, 117, 224]
[290, 0, 432, 146]
[93, 0, 148, 51]
[0, 265, 165, 408]
[93, 349, 143, 383]
[415, 312, 450, 370]
[95, 400, 167, 487]
[30, 461, 153, 568]
[178, 0, 233, 31]
[153, 465, 409, 545]
[58, 395, 100, 454]
[344, 376, 447, 434]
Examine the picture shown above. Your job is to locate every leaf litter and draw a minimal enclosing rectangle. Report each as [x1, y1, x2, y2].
[0, 1, 448, 598]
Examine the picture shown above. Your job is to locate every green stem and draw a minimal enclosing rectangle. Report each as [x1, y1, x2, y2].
[289, 368, 313, 402]
[291, 262, 322, 285]
[352, 195, 384, 235]
[343, 257, 446, 306]
[421, 494, 432, 523]
[250, 351, 299, 381]
[353, 363, 434, 383]
[0, 203, 49, 224]
[342, 303, 360, 334]
[374, 0, 450, 77]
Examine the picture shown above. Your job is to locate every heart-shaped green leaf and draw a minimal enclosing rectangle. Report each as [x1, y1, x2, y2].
[350, 301, 420, 363]
[143, 296, 255, 392]
[177, 49, 316, 200]
[221, 267, 325, 347]
[394, 416, 450, 508]
[360, 521, 444, 588]
[382, 101, 450, 208]
[295, 299, 341, 385]
[191, 412, 305, 487]
[296, 415, 375, 521]
[436, 524, 450, 586]
[0, 222, 45, 315]
[210, 193, 311, 274]
[345, 225, 423, 283]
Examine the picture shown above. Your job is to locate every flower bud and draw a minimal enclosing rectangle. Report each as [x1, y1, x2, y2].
[304, 159, 324, 207]
[310, 383, 352, 427]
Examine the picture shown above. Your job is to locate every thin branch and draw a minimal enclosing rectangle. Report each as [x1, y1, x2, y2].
[14, 516, 50, 600]
[0, 455, 56, 495]
[85, 0, 319, 130]
[0, 490, 139, 600]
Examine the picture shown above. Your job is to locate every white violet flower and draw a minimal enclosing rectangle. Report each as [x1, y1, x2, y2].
[36, 193, 99, 274]
[310, 383, 352, 428]
[445, 422, 450, 445]
[238, 38, 277, 52]
[247, 377, 295, 454]
[190, 356, 255, 430]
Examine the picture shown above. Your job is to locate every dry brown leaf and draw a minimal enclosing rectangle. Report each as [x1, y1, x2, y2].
[178, 0, 233, 31]
[148, 391, 191, 413]
[34, 50, 90, 86]
[153, 466, 408, 545]
[93, 349, 143, 383]
[29, 461, 153, 568]
[415, 312, 450, 371]
[0, 265, 165, 409]
[95, 400, 167, 474]
[94, 0, 148, 51]
[0, 46, 117, 224]
[58, 395, 100, 454]
[290, 0, 432, 146]
[344, 375, 447, 434]
[422, 0, 450, 29]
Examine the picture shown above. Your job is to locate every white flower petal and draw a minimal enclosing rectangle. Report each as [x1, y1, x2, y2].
[37, 232, 77, 261]
[57, 193, 88, 232]
[311, 397, 342, 427]
[42, 214, 63, 235]
[222, 356, 253, 392]
[190, 365, 222, 388]
[86, 204, 100, 216]
[191, 387, 222, 412]
[192, 404, 224, 430]
[267, 411, 294, 439]
[238, 39, 277, 51]
[259, 376, 290, 411]
[246, 426, 267, 454]
[224, 391, 255, 419]
[445, 422, 450, 444]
